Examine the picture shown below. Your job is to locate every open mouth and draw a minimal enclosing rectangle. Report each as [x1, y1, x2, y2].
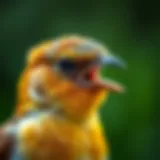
[74, 59, 125, 93]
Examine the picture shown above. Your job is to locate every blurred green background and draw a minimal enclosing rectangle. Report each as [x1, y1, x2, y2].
[0, 0, 159, 160]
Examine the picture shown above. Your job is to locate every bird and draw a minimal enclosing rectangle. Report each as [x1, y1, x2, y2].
[0, 35, 125, 160]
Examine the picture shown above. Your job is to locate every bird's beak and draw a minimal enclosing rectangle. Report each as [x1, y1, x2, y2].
[100, 55, 126, 69]
[93, 54, 126, 93]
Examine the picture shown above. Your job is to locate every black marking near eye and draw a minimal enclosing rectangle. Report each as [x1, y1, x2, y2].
[57, 59, 76, 73]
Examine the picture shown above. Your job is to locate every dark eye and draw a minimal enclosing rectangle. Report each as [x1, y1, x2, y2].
[57, 59, 76, 73]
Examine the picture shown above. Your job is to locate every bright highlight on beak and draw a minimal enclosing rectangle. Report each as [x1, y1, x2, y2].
[101, 55, 126, 69]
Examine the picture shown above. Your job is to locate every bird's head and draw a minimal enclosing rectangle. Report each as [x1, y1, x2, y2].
[20, 35, 125, 120]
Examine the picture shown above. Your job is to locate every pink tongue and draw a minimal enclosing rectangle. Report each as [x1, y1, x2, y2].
[88, 66, 99, 80]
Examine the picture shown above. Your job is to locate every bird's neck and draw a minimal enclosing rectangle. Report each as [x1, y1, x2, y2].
[50, 88, 108, 122]
[25, 103, 100, 127]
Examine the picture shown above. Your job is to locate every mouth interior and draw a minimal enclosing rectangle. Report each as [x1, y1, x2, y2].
[84, 66, 99, 81]
[77, 61, 124, 93]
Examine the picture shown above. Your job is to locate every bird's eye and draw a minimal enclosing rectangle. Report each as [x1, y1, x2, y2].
[57, 59, 76, 73]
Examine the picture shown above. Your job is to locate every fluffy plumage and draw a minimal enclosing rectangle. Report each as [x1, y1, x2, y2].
[0, 35, 125, 160]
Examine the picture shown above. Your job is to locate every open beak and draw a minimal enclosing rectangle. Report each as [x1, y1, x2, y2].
[95, 55, 126, 93]
[80, 55, 126, 93]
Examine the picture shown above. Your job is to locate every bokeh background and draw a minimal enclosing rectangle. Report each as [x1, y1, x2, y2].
[0, 0, 159, 160]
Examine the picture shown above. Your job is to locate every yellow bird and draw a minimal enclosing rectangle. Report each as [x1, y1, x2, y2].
[0, 35, 125, 160]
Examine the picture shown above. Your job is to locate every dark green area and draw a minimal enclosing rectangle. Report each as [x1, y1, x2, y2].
[0, 0, 159, 160]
